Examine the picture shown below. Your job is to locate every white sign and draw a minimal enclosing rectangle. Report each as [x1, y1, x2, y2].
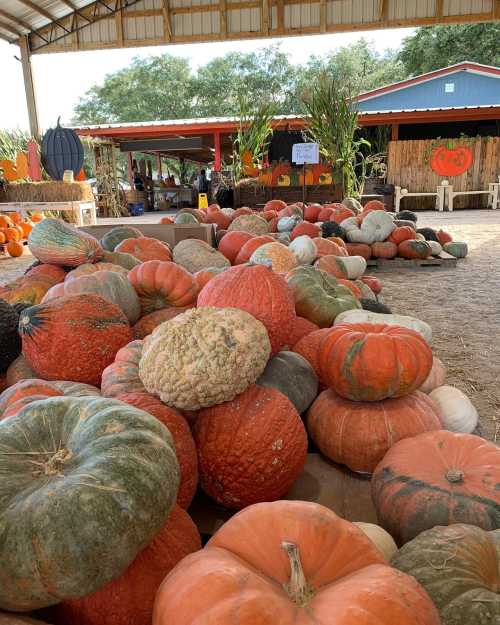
[292, 143, 319, 165]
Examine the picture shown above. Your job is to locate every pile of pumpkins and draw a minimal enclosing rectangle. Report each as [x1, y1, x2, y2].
[0, 210, 496, 625]
[0, 212, 41, 257]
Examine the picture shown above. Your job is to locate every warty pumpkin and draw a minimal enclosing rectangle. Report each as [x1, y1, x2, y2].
[20, 295, 133, 386]
[429, 385, 478, 433]
[371, 430, 500, 544]
[139, 307, 271, 410]
[115, 237, 172, 262]
[0, 396, 179, 612]
[217, 230, 254, 263]
[128, 260, 198, 315]
[307, 389, 441, 474]
[319, 323, 433, 401]
[228, 214, 269, 235]
[153, 500, 441, 625]
[197, 264, 296, 354]
[249, 241, 298, 273]
[172, 239, 230, 273]
[101, 340, 146, 398]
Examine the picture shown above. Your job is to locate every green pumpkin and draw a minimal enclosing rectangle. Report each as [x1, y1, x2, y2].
[285, 266, 361, 327]
[175, 212, 199, 225]
[444, 241, 468, 259]
[0, 396, 179, 612]
[102, 250, 142, 270]
[100, 226, 144, 252]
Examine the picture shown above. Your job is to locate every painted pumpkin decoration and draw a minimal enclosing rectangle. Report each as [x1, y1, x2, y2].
[128, 261, 198, 315]
[0, 396, 179, 611]
[307, 389, 441, 474]
[115, 237, 172, 263]
[153, 500, 441, 625]
[19, 294, 133, 386]
[391, 524, 500, 625]
[217, 231, 254, 263]
[197, 264, 296, 354]
[100, 226, 144, 252]
[430, 145, 473, 177]
[41, 118, 84, 180]
[101, 340, 145, 398]
[372, 430, 500, 544]
[319, 323, 433, 401]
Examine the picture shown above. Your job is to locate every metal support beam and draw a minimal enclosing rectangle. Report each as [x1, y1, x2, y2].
[19, 36, 40, 138]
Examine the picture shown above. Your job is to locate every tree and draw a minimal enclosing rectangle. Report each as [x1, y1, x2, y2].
[398, 23, 500, 76]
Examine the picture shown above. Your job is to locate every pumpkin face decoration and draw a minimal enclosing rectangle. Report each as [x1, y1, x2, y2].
[372, 430, 500, 545]
[153, 500, 441, 625]
[0, 396, 179, 612]
[319, 323, 433, 401]
[430, 145, 473, 177]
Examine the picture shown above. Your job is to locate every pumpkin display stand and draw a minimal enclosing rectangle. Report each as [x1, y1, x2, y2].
[366, 251, 458, 270]
[81, 223, 215, 248]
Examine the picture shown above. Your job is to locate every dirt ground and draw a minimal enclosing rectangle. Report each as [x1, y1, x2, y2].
[1, 209, 499, 441]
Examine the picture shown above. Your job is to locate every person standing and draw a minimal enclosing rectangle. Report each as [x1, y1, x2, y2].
[196, 168, 209, 203]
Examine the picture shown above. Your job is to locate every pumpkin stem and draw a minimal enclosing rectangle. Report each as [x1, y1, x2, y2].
[446, 469, 464, 483]
[282, 541, 315, 607]
[57, 116, 61, 128]
[42, 448, 72, 476]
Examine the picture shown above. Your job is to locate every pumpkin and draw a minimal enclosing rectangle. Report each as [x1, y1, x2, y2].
[65, 262, 128, 281]
[307, 389, 441, 474]
[394, 218, 417, 230]
[115, 237, 172, 263]
[153, 500, 441, 625]
[5, 354, 37, 386]
[174, 212, 198, 225]
[277, 216, 301, 233]
[41, 118, 84, 180]
[6, 241, 23, 257]
[429, 385, 478, 433]
[263, 199, 286, 211]
[327, 235, 347, 248]
[371, 241, 398, 258]
[51, 380, 101, 397]
[391, 524, 500, 625]
[20, 294, 133, 386]
[128, 261, 198, 315]
[361, 299, 390, 314]
[315, 254, 366, 280]
[205, 209, 231, 230]
[28, 218, 103, 267]
[139, 307, 271, 410]
[278, 205, 303, 219]
[101, 340, 145, 397]
[194, 385, 307, 508]
[335, 309, 433, 343]
[132, 307, 193, 340]
[292, 328, 332, 380]
[5, 227, 21, 243]
[228, 214, 269, 235]
[332, 206, 356, 223]
[444, 241, 468, 258]
[354, 279, 377, 301]
[193, 267, 227, 291]
[100, 226, 143, 252]
[231, 207, 253, 219]
[317, 206, 334, 221]
[0, 299, 22, 374]
[285, 266, 361, 328]
[303, 203, 322, 222]
[397, 210, 417, 223]
[0, 614, 50, 624]
[336, 278, 362, 299]
[430, 145, 473, 177]
[218, 231, 254, 263]
[313, 237, 347, 258]
[420, 357, 446, 393]
[102, 250, 142, 270]
[288, 235, 317, 265]
[428, 240, 443, 256]
[159, 216, 174, 225]
[363, 200, 385, 212]
[417, 227, 439, 242]
[0, 215, 14, 228]
[197, 264, 296, 354]
[290, 222, 319, 240]
[398, 240, 432, 260]
[52, 505, 201, 625]
[344, 211, 395, 244]
[233, 234, 274, 264]
[0, 396, 179, 612]
[25, 264, 67, 283]
[0, 232, 5, 244]
[345, 242, 371, 259]
[172, 239, 230, 273]
[360, 275, 382, 294]
[43, 271, 141, 324]
[388, 226, 416, 245]
[319, 323, 433, 402]
[281, 315, 319, 348]
[437, 229, 453, 245]
[0, 379, 62, 417]
[371, 430, 500, 544]
[257, 351, 318, 414]
[261, 209, 278, 222]
[115, 392, 198, 508]
[249, 242, 298, 273]
[353, 522, 398, 561]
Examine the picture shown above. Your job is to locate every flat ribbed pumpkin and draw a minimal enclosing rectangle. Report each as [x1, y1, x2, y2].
[250, 242, 298, 273]
[132, 307, 193, 340]
[0, 396, 179, 612]
[19, 294, 133, 386]
[193, 267, 227, 291]
[101, 340, 145, 398]
[388, 226, 416, 245]
[217, 231, 254, 263]
[292, 328, 332, 380]
[372, 431, 500, 545]
[172, 239, 230, 273]
[0, 379, 62, 418]
[233, 235, 274, 264]
[115, 237, 172, 262]
[319, 323, 433, 401]
[102, 250, 141, 270]
[153, 500, 440, 625]
[371, 241, 398, 259]
[315, 254, 366, 280]
[194, 385, 307, 508]
[345, 243, 372, 259]
[313, 238, 347, 257]
[28, 218, 103, 267]
[128, 261, 198, 315]
[197, 264, 296, 353]
[100, 226, 144, 252]
[307, 389, 441, 474]
[64, 262, 128, 281]
[398, 240, 432, 260]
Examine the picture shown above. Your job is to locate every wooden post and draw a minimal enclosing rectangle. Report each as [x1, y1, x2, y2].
[391, 124, 399, 141]
[214, 132, 222, 172]
[127, 152, 134, 187]
[156, 153, 162, 179]
[19, 36, 40, 138]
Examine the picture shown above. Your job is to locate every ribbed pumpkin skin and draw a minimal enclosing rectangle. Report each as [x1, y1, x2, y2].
[100, 226, 143, 252]
[41, 120, 84, 180]
[319, 323, 433, 401]
[228, 214, 269, 235]
[345, 243, 372, 259]
[51, 380, 101, 397]
[19, 295, 133, 386]
[51, 505, 201, 625]
[371, 241, 398, 259]
[292, 328, 332, 380]
[0, 379, 62, 417]
[101, 340, 145, 398]
[233, 235, 274, 265]
[102, 250, 141, 270]
[132, 307, 193, 340]
[0, 396, 179, 612]
[65, 262, 128, 281]
[28, 219, 103, 267]
[25, 264, 67, 283]
[193, 267, 227, 291]
[388, 226, 416, 245]
[5, 354, 37, 386]
[115, 237, 172, 263]
[172, 240, 230, 273]
[194, 385, 307, 508]
[391, 524, 500, 625]
[372, 431, 500, 545]
[313, 238, 348, 258]
[282, 315, 319, 348]
[307, 389, 441, 474]
[197, 264, 296, 353]
[115, 392, 198, 509]
[153, 500, 441, 625]
[218, 231, 254, 263]
[128, 261, 198, 315]
[398, 240, 432, 260]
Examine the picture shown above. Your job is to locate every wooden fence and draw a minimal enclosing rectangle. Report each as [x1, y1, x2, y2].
[387, 137, 500, 210]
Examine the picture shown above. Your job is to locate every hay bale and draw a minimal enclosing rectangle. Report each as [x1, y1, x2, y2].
[4, 182, 93, 203]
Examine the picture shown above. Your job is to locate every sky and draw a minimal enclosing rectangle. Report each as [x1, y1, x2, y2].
[0, 28, 413, 132]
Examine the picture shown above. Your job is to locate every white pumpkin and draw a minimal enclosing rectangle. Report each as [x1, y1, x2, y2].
[341, 217, 373, 244]
[361, 210, 396, 243]
[221, 207, 235, 218]
[277, 216, 301, 232]
[414, 232, 426, 241]
[315, 255, 367, 280]
[353, 522, 398, 561]
[334, 310, 432, 343]
[341, 197, 362, 214]
[289, 235, 317, 265]
[428, 240, 443, 256]
[429, 385, 478, 433]
[419, 357, 446, 393]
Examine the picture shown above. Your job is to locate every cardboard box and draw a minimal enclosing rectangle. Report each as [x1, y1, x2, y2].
[81, 223, 215, 248]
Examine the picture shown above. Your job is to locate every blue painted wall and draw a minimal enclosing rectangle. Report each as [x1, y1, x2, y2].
[358, 70, 500, 112]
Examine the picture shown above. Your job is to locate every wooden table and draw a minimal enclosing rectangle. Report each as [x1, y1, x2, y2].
[0, 201, 97, 226]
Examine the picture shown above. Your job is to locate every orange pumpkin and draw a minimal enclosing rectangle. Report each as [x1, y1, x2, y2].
[5, 228, 21, 243]
[317, 207, 334, 221]
[336, 278, 362, 299]
[303, 204, 321, 222]
[372, 430, 500, 544]
[159, 216, 174, 224]
[319, 323, 433, 401]
[0, 232, 5, 245]
[132, 306, 193, 340]
[398, 240, 432, 260]
[19, 221, 33, 237]
[205, 209, 232, 230]
[0, 215, 14, 229]
[307, 389, 442, 474]
[5, 354, 37, 386]
[30, 212, 43, 222]
[313, 238, 347, 257]
[436, 229, 453, 245]
[363, 200, 385, 212]
[153, 500, 441, 625]
[9, 212, 23, 225]
[388, 226, 415, 245]
[0, 379, 62, 417]
[193, 385, 307, 508]
[231, 207, 253, 219]
[282, 315, 319, 348]
[101, 340, 145, 398]
[326, 236, 346, 248]
[332, 206, 356, 223]
[360, 275, 382, 295]
[261, 209, 278, 222]
[218, 230, 254, 264]
[115, 237, 172, 262]
[6, 240, 23, 257]
[233, 234, 274, 265]
[371, 241, 398, 259]
[345, 242, 372, 259]
[291, 222, 320, 240]
[292, 328, 332, 380]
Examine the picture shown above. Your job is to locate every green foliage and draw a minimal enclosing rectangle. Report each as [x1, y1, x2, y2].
[0, 129, 33, 160]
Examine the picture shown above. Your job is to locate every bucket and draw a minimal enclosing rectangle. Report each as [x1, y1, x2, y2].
[128, 202, 144, 216]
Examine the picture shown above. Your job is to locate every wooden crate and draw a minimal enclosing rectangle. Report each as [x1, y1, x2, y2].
[367, 251, 458, 270]
[81, 223, 215, 248]
[235, 184, 343, 208]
